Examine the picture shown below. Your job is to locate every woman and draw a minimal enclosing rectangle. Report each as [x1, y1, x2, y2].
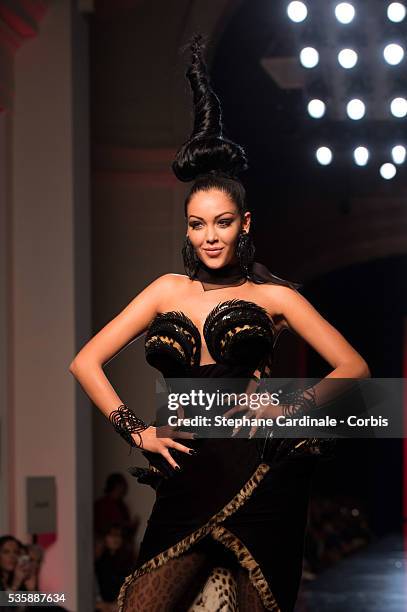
[94, 473, 140, 544]
[0, 535, 31, 602]
[95, 524, 135, 605]
[69, 34, 370, 611]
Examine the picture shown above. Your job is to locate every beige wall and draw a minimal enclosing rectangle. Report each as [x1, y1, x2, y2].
[0, 106, 11, 534]
[10, 1, 92, 609]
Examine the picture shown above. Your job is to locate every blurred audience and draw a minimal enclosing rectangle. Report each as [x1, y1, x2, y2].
[303, 494, 371, 579]
[0, 535, 69, 611]
[94, 474, 140, 546]
[0, 535, 31, 593]
[2, 471, 141, 611]
[93, 473, 140, 610]
[94, 525, 135, 610]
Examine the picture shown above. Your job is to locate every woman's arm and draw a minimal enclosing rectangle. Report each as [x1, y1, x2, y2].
[69, 274, 195, 469]
[269, 285, 371, 378]
[69, 274, 170, 411]
[225, 286, 371, 436]
[265, 285, 371, 416]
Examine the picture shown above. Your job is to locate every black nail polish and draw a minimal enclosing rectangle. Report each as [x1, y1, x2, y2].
[175, 465, 182, 471]
[189, 449, 198, 455]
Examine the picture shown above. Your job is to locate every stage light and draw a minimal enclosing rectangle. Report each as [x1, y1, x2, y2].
[338, 48, 358, 68]
[316, 147, 333, 165]
[287, 1, 308, 22]
[353, 146, 369, 166]
[307, 99, 326, 118]
[387, 2, 406, 23]
[380, 162, 397, 179]
[346, 99, 366, 120]
[300, 47, 319, 68]
[390, 97, 407, 117]
[391, 144, 406, 163]
[383, 43, 404, 65]
[335, 3, 355, 24]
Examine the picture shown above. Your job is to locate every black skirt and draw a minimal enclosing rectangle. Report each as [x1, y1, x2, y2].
[117, 363, 322, 612]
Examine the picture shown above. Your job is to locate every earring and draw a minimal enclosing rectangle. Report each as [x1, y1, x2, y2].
[182, 236, 200, 278]
[236, 231, 255, 276]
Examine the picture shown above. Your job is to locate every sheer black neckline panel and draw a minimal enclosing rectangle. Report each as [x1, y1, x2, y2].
[193, 259, 247, 292]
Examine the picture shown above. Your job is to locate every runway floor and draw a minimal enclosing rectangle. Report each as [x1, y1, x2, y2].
[296, 533, 407, 611]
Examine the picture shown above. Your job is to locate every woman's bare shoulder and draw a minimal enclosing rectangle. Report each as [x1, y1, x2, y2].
[154, 273, 190, 290]
[256, 282, 299, 313]
[157, 272, 189, 285]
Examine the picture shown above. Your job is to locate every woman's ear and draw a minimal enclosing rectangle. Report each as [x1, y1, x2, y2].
[242, 211, 251, 233]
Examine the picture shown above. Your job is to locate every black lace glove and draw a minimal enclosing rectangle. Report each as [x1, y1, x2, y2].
[127, 447, 188, 485]
[127, 466, 163, 489]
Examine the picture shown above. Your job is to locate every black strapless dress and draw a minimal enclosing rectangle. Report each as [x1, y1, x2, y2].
[117, 300, 325, 612]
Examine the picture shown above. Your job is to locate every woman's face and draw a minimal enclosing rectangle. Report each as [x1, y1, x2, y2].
[0, 539, 20, 573]
[105, 529, 123, 553]
[186, 188, 250, 269]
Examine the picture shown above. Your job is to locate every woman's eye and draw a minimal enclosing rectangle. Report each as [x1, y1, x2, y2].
[190, 219, 232, 229]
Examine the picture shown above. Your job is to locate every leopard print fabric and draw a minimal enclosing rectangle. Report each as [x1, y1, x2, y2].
[188, 566, 238, 611]
[117, 463, 278, 611]
[120, 551, 267, 611]
[188, 564, 267, 611]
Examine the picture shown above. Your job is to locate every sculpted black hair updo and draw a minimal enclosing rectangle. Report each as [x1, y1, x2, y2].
[172, 33, 249, 219]
[173, 33, 302, 291]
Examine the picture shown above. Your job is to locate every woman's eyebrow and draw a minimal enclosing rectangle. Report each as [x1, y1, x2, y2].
[188, 211, 236, 220]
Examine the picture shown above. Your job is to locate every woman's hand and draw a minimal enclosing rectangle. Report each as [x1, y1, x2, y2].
[11, 558, 31, 590]
[22, 561, 38, 591]
[134, 407, 197, 474]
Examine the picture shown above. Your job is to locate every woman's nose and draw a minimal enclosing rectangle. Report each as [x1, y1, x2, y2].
[205, 231, 218, 243]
